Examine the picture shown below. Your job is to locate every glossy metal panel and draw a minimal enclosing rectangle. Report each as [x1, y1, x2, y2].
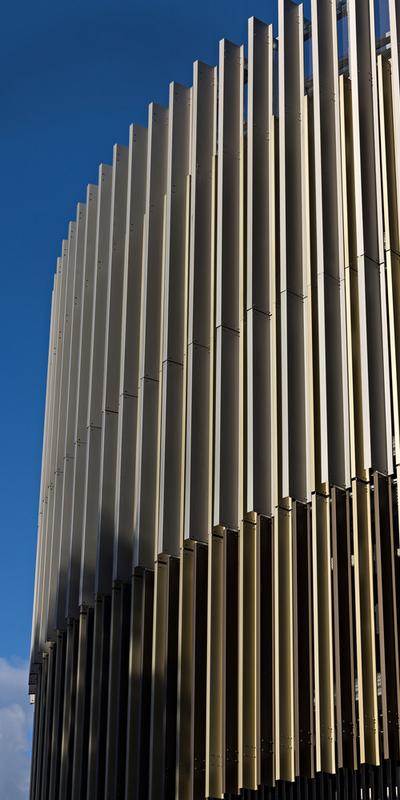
[206, 530, 239, 797]
[86, 593, 111, 800]
[331, 488, 357, 770]
[40, 644, 56, 798]
[311, 0, 350, 490]
[66, 184, 98, 618]
[71, 606, 94, 800]
[239, 519, 260, 790]
[184, 61, 216, 543]
[347, 0, 392, 476]
[48, 631, 66, 800]
[352, 479, 379, 765]
[56, 203, 87, 631]
[176, 540, 208, 799]
[205, 530, 224, 798]
[40, 241, 69, 648]
[30, 276, 57, 675]
[378, 56, 400, 484]
[312, 493, 335, 774]
[79, 165, 113, 607]
[134, 103, 168, 569]
[374, 473, 400, 760]
[104, 581, 131, 797]
[96, 144, 129, 595]
[293, 502, 314, 779]
[113, 124, 147, 582]
[274, 504, 295, 782]
[125, 568, 154, 800]
[29, 669, 42, 799]
[246, 19, 274, 516]
[279, 0, 308, 503]
[47, 227, 77, 638]
[34, 655, 48, 800]
[158, 83, 191, 557]
[388, 0, 400, 244]
[214, 39, 244, 530]
[59, 619, 78, 800]
[259, 516, 275, 787]
[149, 555, 179, 799]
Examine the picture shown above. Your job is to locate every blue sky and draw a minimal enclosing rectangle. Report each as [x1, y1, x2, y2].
[1, 1, 281, 795]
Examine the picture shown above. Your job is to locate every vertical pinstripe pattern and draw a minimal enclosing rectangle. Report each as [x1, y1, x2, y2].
[29, 3, 400, 798]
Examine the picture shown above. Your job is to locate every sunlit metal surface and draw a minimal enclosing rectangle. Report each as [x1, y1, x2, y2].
[29, 2, 400, 797]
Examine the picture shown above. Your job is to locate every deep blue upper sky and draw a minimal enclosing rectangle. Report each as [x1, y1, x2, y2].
[0, 0, 283, 663]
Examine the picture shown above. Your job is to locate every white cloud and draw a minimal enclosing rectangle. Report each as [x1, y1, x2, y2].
[0, 659, 33, 800]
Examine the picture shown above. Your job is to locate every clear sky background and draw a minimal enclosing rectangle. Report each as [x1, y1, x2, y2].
[0, 0, 390, 796]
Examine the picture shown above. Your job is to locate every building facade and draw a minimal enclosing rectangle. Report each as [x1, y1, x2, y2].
[29, 1, 400, 797]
